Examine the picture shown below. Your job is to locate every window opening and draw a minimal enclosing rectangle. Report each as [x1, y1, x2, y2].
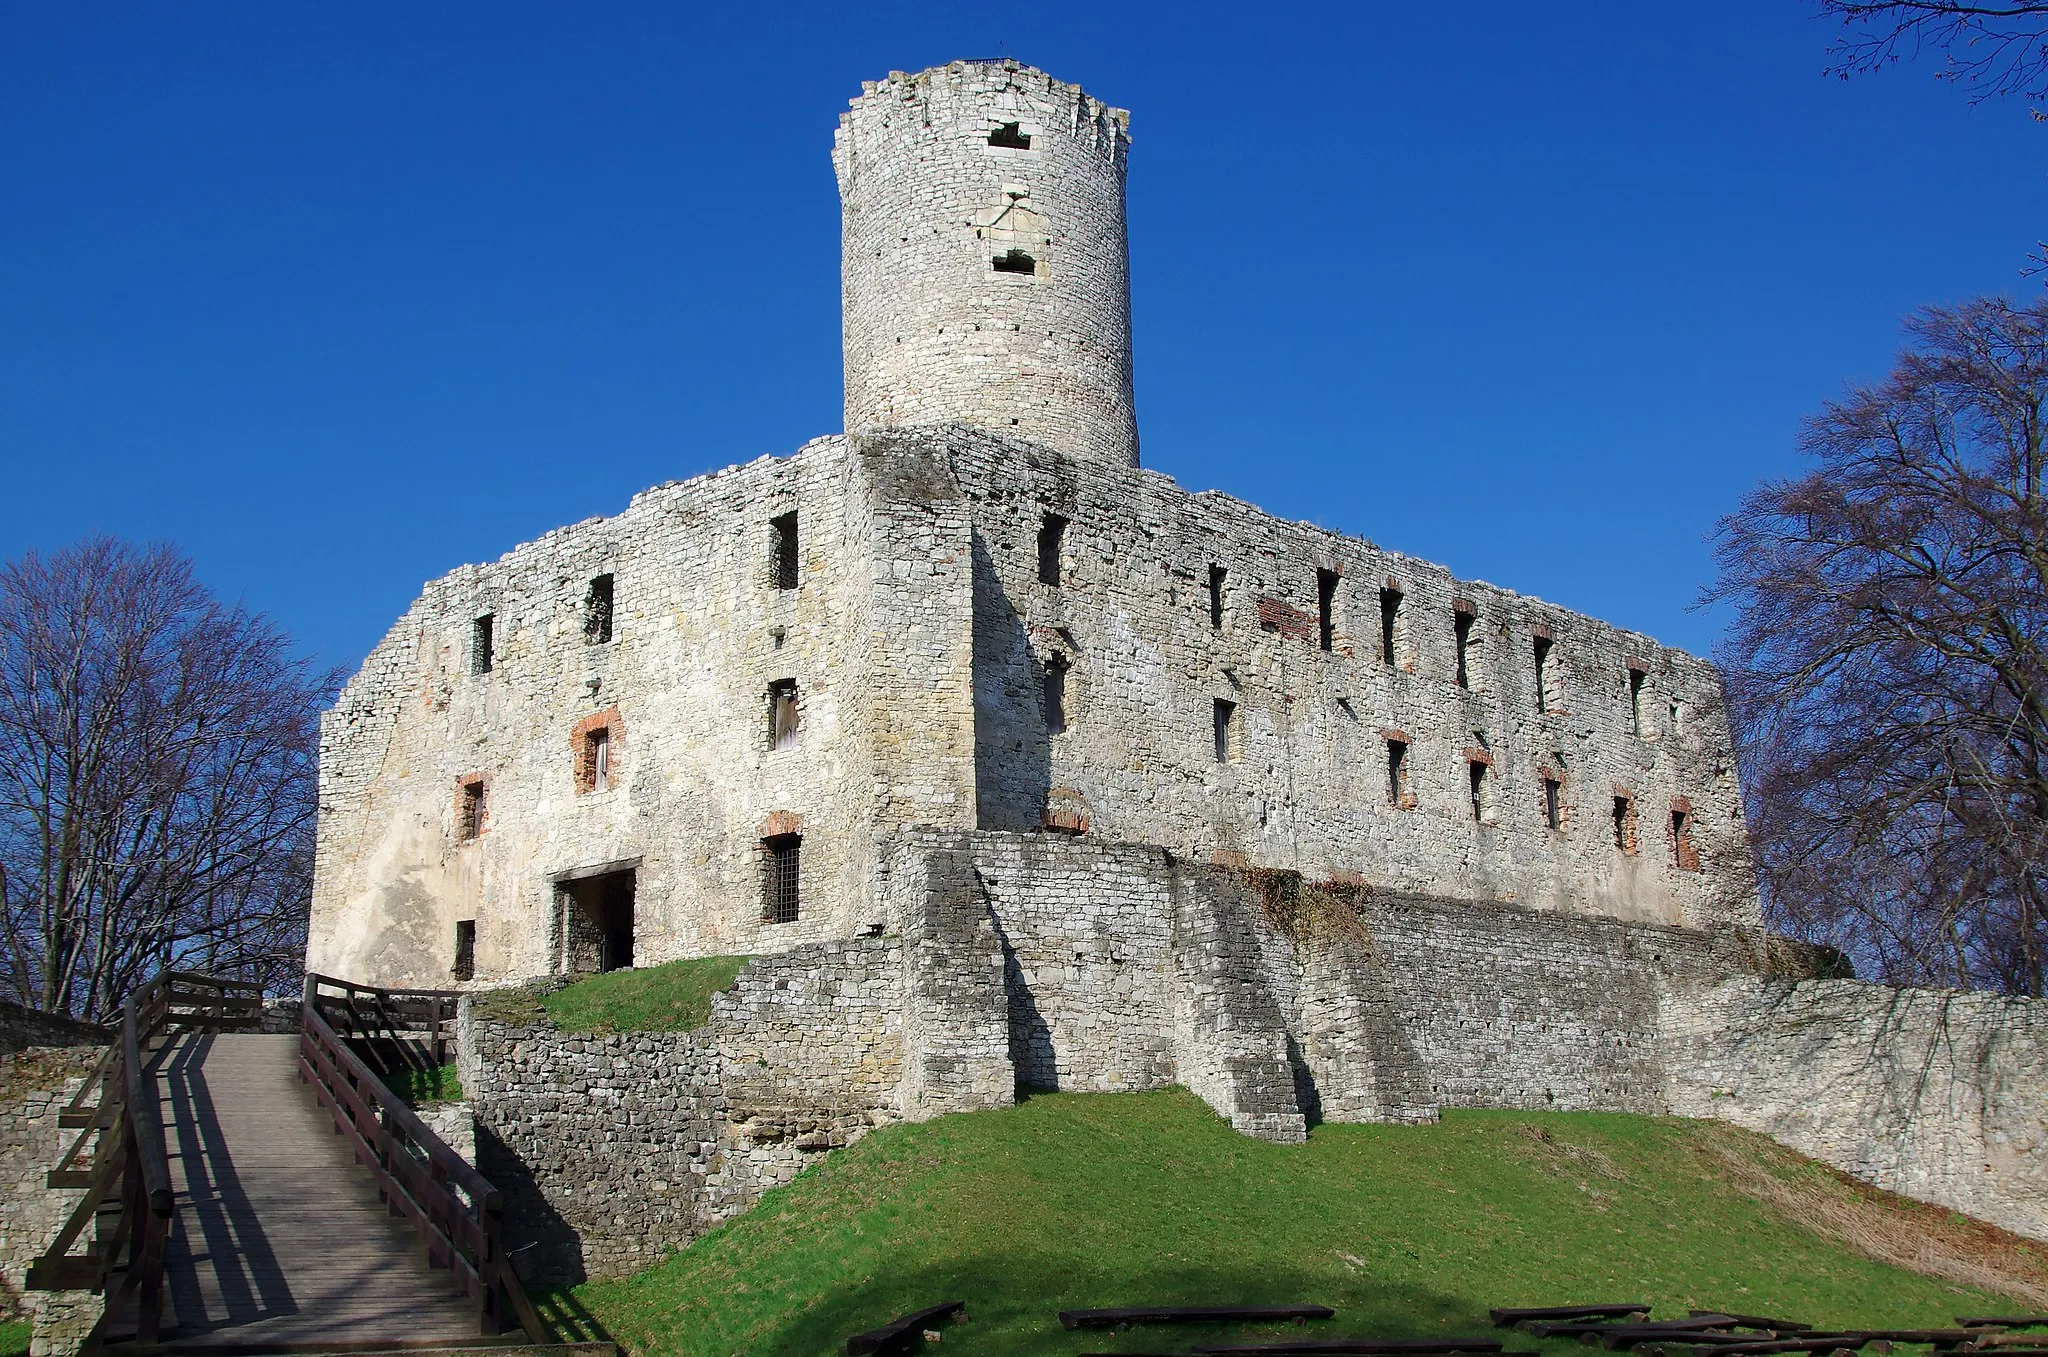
[1386, 738, 1410, 807]
[1533, 635, 1554, 713]
[1038, 513, 1067, 586]
[562, 869, 635, 973]
[1628, 667, 1646, 736]
[1454, 608, 1474, 689]
[1316, 570, 1339, 652]
[1542, 773, 1564, 831]
[1670, 699, 1684, 735]
[1208, 565, 1226, 630]
[1213, 698, 1240, 763]
[1613, 795, 1636, 854]
[1044, 655, 1068, 735]
[1380, 588, 1402, 667]
[1671, 807, 1699, 871]
[472, 614, 494, 676]
[769, 680, 800, 750]
[452, 920, 476, 981]
[994, 248, 1037, 274]
[988, 122, 1031, 149]
[590, 729, 611, 792]
[585, 574, 614, 644]
[770, 511, 799, 590]
[763, 835, 801, 923]
[458, 778, 486, 840]
[1468, 760, 1490, 822]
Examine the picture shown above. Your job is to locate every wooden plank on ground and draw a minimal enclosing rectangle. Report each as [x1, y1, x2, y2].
[1061, 1305, 1338, 1330]
[843, 1300, 966, 1355]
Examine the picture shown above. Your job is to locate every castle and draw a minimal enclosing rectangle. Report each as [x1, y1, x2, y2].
[308, 61, 2046, 1278]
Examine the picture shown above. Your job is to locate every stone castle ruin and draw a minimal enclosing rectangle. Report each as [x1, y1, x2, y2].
[308, 61, 2047, 1280]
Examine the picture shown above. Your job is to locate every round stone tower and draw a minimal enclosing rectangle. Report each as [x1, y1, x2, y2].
[834, 60, 1139, 469]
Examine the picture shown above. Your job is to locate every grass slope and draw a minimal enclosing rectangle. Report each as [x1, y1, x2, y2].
[540, 957, 751, 1034]
[551, 1089, 2042, 1357]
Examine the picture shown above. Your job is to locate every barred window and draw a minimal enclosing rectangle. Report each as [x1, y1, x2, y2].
[763, 835, 801, 923]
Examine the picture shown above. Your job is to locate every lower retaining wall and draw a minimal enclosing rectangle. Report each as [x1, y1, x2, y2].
[2, 1049, 102, 1315]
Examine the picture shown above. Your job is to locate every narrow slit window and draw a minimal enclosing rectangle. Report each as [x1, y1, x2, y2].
[1208, 565, 1226, 630]
[770, 511, 799, 590]
[1213, 698, 1240, 763]
[1453, 608, 1475, 689]
[472, 614, 494, 676]
[1043, 656, 1068, 735]
[1386, 738, 1410, 807]
[1316, 570, 1339, 652]
[452, 920, 476, 981]
[1533, 635, 1554, 713]
[1038, 513, 1067, 587]
[1468, 760, 1490, 822]
[1628, 667, 1647, 736]
[1380, 588, 1402, 667]
[1613, 795, 1637, 854]
[763, 835, 801, 923]
[988, 122, 1031, 149]
[585, 573, 615, 645]
[588, 729, 611, 792]
[458, 778, 486, 840]
[1671, 807, 1699, 871]
[1542, 774, 1564, 832]
[994, 248, 1037, 274]
[769, 679, 800, 750]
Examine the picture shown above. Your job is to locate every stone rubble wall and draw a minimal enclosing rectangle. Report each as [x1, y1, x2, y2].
[0, 1004, 107, 1057]
[1663, 977, 2048, 1243]
[1, 1049, 102, 1314]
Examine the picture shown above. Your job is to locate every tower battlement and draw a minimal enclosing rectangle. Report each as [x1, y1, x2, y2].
[836, 60, 1140, 468]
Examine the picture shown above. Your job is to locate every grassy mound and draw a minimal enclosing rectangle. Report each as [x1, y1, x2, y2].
[545, 1088, 2044, 1357]
[538, 956, 751, 1034]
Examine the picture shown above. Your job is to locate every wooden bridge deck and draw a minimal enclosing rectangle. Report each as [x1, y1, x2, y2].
[137, 1031, 486, 1348]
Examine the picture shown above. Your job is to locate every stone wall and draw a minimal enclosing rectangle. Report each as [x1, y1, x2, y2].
[0, 1004, 107, 1056]
[1, 1049, 101, 1314]
[1664, 977, 2048, 1243]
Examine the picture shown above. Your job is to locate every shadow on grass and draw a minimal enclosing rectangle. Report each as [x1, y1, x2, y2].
[617, 1254, 1489, 1357]
[530, 1285, 616, 1346]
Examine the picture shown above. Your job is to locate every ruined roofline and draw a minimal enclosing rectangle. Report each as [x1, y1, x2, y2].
[840, 58, 1131, 140]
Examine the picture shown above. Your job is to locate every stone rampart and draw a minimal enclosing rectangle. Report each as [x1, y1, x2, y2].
[0, 1004, 107, 1056]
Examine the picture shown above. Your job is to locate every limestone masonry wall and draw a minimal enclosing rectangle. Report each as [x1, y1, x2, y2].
[2, 1049, 100, 1314]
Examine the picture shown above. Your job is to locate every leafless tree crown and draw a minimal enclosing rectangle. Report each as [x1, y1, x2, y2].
[0, 536, 339, 1019]
[1709, 295, 2048, 996]
[1820, 1, 2048, 104]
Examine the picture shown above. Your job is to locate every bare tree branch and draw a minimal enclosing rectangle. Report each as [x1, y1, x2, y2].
[1820, 0, 2048, 105]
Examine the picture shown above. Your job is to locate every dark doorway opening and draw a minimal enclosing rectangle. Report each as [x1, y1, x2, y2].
[559, 867, 636, 973]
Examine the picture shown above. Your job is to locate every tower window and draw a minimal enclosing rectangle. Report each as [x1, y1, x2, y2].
[472, 614, 494, 676]
[1533, 634, 1555, 713]
[769, 679, 800, 750]
[458, 777, 487, 840]
[1628, 667, 1647, 736]
[585, 573, 614, 645]
[1379, 588, 1402, 667]
[1613, 794, 1637, 854]
[1038, 513, 1067, 586]
[1385, 737, 1410, 807]
[1467, 760, 1491, 823]
[452, 920, 476, 981]
[1453, 606, 1475, 689]
[1044, 655, 1068, 735]
[1542, 773, 1564, 832]
[763, 835, 801, 923]
[1671, 803, 1700, 872]
[994, 248, 1037, 274]
[573, 727, 613, 793]
[1213, 698, 1240, 763]
[1208, 565, 1226, 630]
[988, 122, 1032, 149]
[770, 511, 799, 590]
[1317, 570, 1339, 653]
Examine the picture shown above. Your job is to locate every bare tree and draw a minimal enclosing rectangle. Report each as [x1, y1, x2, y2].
[1820, 1, 2048, 105]
[1708, 295, 2048, 996]
[0, 536, 339, 1019]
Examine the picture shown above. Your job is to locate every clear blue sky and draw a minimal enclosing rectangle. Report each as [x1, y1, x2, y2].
[2, 2, 2040, 674]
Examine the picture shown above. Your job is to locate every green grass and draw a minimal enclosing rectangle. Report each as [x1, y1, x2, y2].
[538, 956, 751, 1034]
[0, 1318, 28, 1357]
[549, 1088, 2038, 1357]
[387, 1062, 463, 1104]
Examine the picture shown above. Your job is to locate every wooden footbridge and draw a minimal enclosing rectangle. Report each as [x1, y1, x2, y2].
[27, 971, 596, 1357]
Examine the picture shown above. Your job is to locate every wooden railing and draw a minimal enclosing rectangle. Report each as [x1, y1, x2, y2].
[299, 973, 548, 1344]
[28, 971, 264, 1346]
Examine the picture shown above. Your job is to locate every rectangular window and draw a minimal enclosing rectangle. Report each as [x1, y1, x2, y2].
[1468, 760, 1490, 822]
[763, 835, 801, 923]
[585, 573, 615, 644]
[1542, 774, 1563, 831]
[1453, 607, 1474, 689]
[1044, 655, 1068, 735]
[770, 511, 799, 590]
[1380, 588, 1402, 667]
[458, 778, 486, 840]
[1385, 738, 1410, 807]
[589, 728, 611, 792]
[472, 614, 494, 676]
[1213, 698, 1240, 763]
[452, 920, 476, 981]
[1208, 565, 1226, 630]
[1613, 795, 1637, 854]
[769, 679, 800, 750]
[1038, 512, 1067, 587]
[1533, 634, 1554, 713]
[1317, 569, 1339, 653]
[1671, 806, 1699, 871]
[1628, 667, 1646, 736]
